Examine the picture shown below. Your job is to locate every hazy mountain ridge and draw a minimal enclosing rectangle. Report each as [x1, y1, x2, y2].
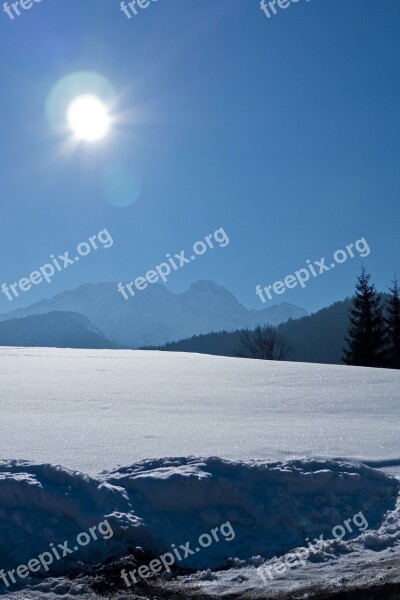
[153, 298, 356, 365]
[0, 311, 117, 349]
[0, 280, 308, 348]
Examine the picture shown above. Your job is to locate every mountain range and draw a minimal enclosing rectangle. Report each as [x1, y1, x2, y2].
[0, 280, 308, 348]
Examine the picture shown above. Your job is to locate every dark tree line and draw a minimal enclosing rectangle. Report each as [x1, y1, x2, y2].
[343, 267, 400, 369]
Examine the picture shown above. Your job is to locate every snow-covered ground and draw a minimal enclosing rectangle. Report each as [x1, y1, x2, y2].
[1, 347, 399, 474]
[0, 347, 399, 598]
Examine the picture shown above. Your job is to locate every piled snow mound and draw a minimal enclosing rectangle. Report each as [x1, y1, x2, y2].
[0, 458, 398, 574]
[0, 460, 143, 571]
[106, 457, 400, 567]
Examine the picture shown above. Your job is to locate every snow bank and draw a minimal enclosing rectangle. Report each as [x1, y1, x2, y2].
[0, 460, 143, 572]
[0, 457, 398, 575]
[106, 457, 400, 567]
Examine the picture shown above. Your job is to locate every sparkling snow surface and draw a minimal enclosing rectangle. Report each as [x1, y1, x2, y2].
[0, 347, 399, 474]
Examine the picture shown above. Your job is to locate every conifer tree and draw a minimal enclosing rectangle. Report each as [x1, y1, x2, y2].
[343, 267, 387, 367]
[386, 276, 400, 369]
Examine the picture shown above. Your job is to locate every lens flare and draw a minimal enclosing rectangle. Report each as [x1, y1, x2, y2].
[46, 71, 115, 143]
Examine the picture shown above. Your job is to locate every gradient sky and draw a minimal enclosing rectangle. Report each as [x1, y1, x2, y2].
[0, 0, 399, 315]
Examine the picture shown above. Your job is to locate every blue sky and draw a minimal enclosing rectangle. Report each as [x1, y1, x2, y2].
[0, 0, 399, 314]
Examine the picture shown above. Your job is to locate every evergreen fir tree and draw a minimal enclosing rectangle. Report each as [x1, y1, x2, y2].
[343, 267, 387, 367]
[386, 276, 400, 369]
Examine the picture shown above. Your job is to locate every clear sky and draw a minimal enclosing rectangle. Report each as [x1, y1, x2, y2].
[0, 0, 399, 315]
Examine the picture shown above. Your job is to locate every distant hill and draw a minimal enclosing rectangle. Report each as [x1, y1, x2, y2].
[0, 280, 308, 348]
[151, 298, 356, 365]
[276, 298, 353, 364]
[0, 311, 117, 349]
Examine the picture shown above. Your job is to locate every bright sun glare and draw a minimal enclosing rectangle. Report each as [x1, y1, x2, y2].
[67, 95, 110, 142]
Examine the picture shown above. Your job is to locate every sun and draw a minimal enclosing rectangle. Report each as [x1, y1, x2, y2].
[67, 95, 110, 142]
